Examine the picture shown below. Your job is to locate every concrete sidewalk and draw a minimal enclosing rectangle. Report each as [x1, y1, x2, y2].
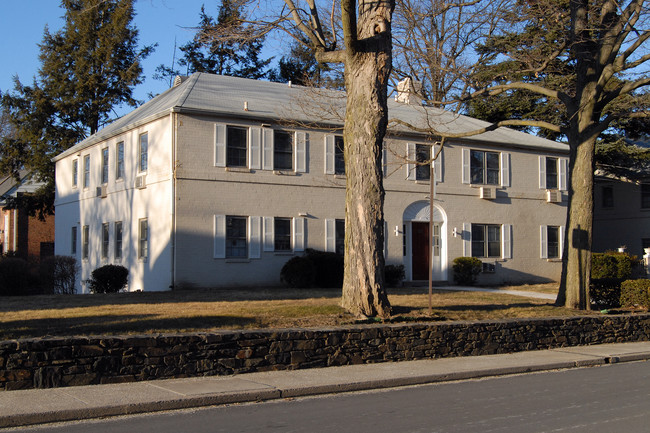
[1, 342, 650, 429]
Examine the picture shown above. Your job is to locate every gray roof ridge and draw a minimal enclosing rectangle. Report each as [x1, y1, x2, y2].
[174, 72, 202, 109]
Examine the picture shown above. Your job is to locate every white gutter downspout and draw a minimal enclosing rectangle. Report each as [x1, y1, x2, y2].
[12, 209, 17, 252]
[170, 111, 178, 290]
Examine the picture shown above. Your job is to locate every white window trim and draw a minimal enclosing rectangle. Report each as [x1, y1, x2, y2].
[540, 225, 565, 259]
[214, 124, 227, 167]
[293, 217, 305, 251]
[502, 224, 512, 259]
[461, 148, 471, 184]
[295, 132, 307, 173]
[249, 127, 262, 169]
[262, 128, 273, 170]
[539, 156, 568, 191]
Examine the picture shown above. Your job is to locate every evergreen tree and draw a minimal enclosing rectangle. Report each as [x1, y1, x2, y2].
[156, 2, 272, 82]
[270, 39, 343, 89]
[0, 0, 153, 216]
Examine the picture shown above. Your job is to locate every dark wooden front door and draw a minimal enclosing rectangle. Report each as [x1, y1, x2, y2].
[412, 222, 430, 280]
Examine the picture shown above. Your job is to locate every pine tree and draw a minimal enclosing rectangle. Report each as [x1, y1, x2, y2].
[0, 0, 153, 216]
[156, 2, 272, 81]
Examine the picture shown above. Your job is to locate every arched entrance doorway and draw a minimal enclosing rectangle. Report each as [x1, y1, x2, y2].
[403, 201, 448, 282]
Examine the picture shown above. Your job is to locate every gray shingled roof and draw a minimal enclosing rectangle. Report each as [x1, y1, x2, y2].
[55, 73, 568, 161]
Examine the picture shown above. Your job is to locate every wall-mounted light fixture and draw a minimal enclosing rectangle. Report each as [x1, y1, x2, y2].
[298, 212, 308, 217]
[452, 227, 458, 238]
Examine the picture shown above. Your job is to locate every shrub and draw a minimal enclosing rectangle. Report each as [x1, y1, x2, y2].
[385, 264, 405, 287]
[620, 279, 650, 309]
[38, 256, 78, 294]
[592, 252, 636, 280]
[88, 265, 129, 294]
[305, 249, 344, 288]
[0, 257, 31, 296]
[280, 256, 315, 288]
[452, 257, 482, 286]
[590, 278, 623, 308]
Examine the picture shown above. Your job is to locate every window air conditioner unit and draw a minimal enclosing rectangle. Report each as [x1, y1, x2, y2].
[480, 186, 496, 200]
[546, 190, 561, 203]
[135, 175, 146, 189]
[482, 262, 496, 273]
[96, 185, 107, 198]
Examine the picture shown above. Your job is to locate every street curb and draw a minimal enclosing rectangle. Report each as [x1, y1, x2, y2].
[2, 351, 649, 429]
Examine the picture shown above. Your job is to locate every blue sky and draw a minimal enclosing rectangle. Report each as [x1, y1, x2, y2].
[0, 0, 280, 116]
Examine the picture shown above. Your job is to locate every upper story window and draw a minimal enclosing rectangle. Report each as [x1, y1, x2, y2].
[116, 142, 125, 180]
[602, 185, 614, 208]
[471, 223, 501, 258]
[324, 135, 345, 175]
[539, 156, 567, 190]
[72, 159, 78, 188]
[227, 126, 248, 168]
[274, 130, 293, 171]
[471, 150, 500, 185]
[138, 133, 148, 173]
[416, 144, 431, 181]
[101, 148, 109, 184]
[83, 155, 90, 189]
[642, 184, 650, 209]
[462, 148, 508, 187]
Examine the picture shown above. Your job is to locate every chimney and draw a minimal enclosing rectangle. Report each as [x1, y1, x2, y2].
[395, 77, 423, 105]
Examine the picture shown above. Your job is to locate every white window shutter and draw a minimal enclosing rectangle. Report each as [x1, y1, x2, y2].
[214, 124, 226, 167]
[462, 148, 471, 184]
[540, 225, 548, 259]
[406, 143, 416, 180]
[249, 127, 261, 169]
[263, 217, 274, 252]
[262, 128, 274, 170]
[248, 216, 261, 258]
[213, 215, 226, 258]
[325, 219, 335, 252]
[293, 217, 305, 251]
[502, 224, 512, 259]
[539, 156, 547, 189]
[559, 225, 566, 258]
[295, 132, 307, 173]
[559, 158, 568, 191]
[324, 135, 335, 174]
[463, 222, 471, 256]
[500, 152, 510, 187]
[434, 144, 442, 182]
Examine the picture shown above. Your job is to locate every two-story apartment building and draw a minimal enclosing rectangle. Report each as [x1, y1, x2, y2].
[53, 73, 569, 293]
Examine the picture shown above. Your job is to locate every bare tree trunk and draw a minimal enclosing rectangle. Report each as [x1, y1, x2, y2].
[340, 1, 393, 318]
[557, 133, 595, 309]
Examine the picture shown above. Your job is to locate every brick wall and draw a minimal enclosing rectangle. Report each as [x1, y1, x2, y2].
[2, 314, 649, 390]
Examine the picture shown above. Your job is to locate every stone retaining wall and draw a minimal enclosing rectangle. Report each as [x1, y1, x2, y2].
[2, 314, 650, 390]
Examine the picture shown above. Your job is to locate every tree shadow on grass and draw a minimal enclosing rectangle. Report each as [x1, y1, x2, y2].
[0, 315, 258, 340]
[0, 287, 344, 313]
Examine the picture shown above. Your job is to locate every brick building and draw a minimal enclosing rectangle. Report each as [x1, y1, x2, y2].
[0, 172, 55, 260]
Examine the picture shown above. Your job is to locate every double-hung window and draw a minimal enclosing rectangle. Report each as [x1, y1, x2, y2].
[71, 226, 77, 255]
[324, 218, 345, 255]
[138, 133, 148, 173]
[114, 221, 123, 260]
[334, 136, 345, 175]
[540, 225, 564, 259]
[273, 217, 292, 251]
[138, 218, 148, 260]
[539, 156, 568, 190]
[471, 224, 502, 258]
[82, 225, 89, 260]
[227, 126, 248, 168]
[226, 216, 248, 258]
[471, 150, 500, 185]
[101, 223, 109, 259]
[273, 131, 293, 171]
[116, 142, 125, 181]
[72, 159, 78, 188]
[83, 155, 90, 189]
[642, 184, 650, 209]
[415, 144, 431, 181]
[101, 148, 109, 184]
[601, 185, 614, 208]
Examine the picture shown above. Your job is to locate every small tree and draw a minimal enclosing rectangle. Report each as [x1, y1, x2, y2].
[88, 265, 129, 294]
